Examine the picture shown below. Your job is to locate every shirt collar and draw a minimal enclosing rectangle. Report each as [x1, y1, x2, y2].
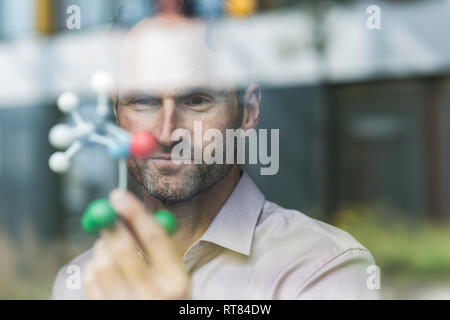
[197, 171, 265, 256]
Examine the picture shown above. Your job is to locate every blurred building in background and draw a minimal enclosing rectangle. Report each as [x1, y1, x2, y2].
[1, 0, 450, 241]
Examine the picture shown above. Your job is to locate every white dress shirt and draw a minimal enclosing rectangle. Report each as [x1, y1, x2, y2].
[52, 172, 379, 299]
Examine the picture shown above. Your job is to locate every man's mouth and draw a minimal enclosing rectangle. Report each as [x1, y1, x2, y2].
[146, 154, 192, 169]
[150, 154, 191, 161]
[150, 154, 173, 160]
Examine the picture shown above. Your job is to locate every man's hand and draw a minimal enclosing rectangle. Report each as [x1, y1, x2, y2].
[82, 189, 190, 299]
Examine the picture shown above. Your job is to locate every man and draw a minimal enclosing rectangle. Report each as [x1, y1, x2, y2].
[52, 15, 378, 300]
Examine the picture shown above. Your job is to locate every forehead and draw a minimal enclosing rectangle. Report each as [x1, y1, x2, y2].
[118, 17, 233, 96]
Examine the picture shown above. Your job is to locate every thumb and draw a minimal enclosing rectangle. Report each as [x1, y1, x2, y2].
[108, 189, 145, 221]
[108, 189, 178, 270]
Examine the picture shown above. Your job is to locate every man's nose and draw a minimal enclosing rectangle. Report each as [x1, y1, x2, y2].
[154, 97, 177, 147]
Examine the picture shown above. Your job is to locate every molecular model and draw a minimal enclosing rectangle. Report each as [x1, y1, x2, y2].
[48, 71, 176, 236]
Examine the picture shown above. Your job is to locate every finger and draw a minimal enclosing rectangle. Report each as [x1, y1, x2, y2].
[83, 259, 107, 300]
[109, 189, 180, 272]
[102, 223, 150, 283]
[88, 239, 130, 299]
[100, 225, 185, 299]
[82, 263, 103, 300]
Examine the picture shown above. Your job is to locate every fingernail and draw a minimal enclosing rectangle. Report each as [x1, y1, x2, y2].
[109, 189, 129, 212]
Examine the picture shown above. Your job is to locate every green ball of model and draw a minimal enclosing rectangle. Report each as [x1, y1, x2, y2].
[81, 199, 117, 234]
[153, 209, 177, 236]
[81, 198, 177, 236]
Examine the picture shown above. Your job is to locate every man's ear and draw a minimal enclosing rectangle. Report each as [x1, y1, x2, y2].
[112, 94, 119, 125]
[241, 83, 260, 131]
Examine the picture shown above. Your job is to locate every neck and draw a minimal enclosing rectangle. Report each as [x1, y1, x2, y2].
[141, 165, 241, 257]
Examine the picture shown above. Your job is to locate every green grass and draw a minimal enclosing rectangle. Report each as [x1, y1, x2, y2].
[0, 225, 86, 299]
[333, 204, 450, 280]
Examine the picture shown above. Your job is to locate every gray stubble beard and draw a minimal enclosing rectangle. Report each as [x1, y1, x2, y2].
[128, 158, 233, 204]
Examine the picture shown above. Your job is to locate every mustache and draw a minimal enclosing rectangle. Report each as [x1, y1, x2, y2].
[146, 142, 196, 161]
[139, 138, 227, 161]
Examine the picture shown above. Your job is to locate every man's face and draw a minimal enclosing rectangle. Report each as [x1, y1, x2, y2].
[116, 86, 241, 204]
[113, 18, 249, 203]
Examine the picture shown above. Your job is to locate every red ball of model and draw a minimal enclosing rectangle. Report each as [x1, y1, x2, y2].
[130, 131, 157, 158]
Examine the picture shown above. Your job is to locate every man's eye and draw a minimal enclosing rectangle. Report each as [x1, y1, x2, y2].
[133, 98, 160, 106]
[183, 96, 211, 106]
